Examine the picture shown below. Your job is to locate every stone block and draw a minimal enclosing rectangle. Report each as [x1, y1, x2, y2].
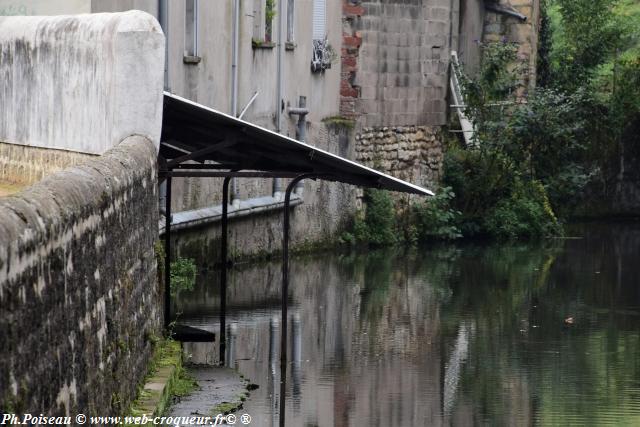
[0, 12, 164, 155]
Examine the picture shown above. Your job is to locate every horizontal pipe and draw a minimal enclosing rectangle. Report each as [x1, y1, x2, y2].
[288, 107, 309, 116]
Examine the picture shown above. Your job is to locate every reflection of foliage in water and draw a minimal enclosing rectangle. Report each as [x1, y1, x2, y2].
[355, 249, 394, 326]
[415, 231, 640, 424]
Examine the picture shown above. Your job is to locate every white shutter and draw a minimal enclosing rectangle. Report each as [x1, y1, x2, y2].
[312, 0, 326, 41]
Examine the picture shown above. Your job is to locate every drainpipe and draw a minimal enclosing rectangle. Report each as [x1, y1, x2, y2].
[485, 3, 527, 22]
[273, 0, 285, 200]
[158, 1, 170, 214]
[158, 0, 170, 91]
[231, 0, 241, 207]
[288, 96, 309, 195]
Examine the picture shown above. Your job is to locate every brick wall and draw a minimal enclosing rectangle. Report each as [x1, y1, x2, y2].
[0, 136, 161, 415]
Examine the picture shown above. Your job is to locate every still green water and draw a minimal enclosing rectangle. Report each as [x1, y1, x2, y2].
[176, 222, 640, 426]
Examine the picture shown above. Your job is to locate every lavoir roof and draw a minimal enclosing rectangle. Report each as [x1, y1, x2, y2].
[160, 92, 434, 196]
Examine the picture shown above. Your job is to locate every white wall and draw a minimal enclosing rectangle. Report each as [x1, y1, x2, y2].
[0, 0, 90, 15]
[0, 11, 165, 154]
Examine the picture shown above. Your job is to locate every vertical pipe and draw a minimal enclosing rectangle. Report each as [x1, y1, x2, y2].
[275, 0, 284, 131]
[274, 0, 285, 200]
[164, 175, 172, 331]
[295, 96, 307, 194]
[280, 173, 314, 427]
[231, 0, 241, 203]
[159, 0, 170, 91]
[220, 176, 231, 366]
[231, 0, 240, 117]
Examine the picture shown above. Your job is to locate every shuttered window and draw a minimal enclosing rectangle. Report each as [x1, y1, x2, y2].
[287, 0, 295, 42]
[185, 0, 198, 56]
[312, 0, 326, 41]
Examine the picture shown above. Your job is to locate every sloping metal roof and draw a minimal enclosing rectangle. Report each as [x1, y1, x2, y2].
[160, 92, 434, 196]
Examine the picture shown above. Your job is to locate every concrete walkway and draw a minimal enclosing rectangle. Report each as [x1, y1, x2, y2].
[167, 365, 251, 426]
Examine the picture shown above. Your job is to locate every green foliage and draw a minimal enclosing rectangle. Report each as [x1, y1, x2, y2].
[265, 0, 276, 22]
[551, 0, 624, 90]
[484, 180, 561, 239]
[543, 0, 640, 214]
[170, 258, 196, 297]
[412, 187, 462, 240]
[446, 42, 565, 239]
[265, 0, 276, 40]
[352, 189, 398, 246]
[537, 0, 553, 87]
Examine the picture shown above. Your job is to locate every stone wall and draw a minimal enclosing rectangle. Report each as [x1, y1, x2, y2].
[355, 125, 443, 191]
[482, 0, 540, 91]
[0, 136, 161, 416]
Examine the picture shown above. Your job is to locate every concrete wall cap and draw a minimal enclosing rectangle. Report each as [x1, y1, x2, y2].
[0, 12, 164, 156]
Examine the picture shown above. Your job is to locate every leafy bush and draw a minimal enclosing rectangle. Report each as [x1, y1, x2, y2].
[340, 189, 399, 247]
[413, 187, 462, 240]
[484, 180, 561, 239]
[444, 41, 568, 239]
[170, 258, 197, 296]
[353, 189, 398, 246]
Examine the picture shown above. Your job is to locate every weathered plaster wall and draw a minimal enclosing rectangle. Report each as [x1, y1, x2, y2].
[341, 0, 452, 127]
[0, 136, 161, 415]
[0, 11, 164, 155]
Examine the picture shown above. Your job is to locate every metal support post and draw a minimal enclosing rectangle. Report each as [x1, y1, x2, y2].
[220, 176, 231, 366]
[164, 175, 172, 331]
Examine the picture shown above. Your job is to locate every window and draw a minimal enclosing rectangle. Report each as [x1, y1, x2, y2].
[265, 0, 275, 42]
[311, 0, 332, 72]
[286, 0, 295, 43]
[312, 0, 326, 42]
[185, 0, 199, 58]
[253, 0, 276, 46]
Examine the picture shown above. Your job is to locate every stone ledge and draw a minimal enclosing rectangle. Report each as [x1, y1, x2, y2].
[128, 340, 182, 418]
[159, 194, 303, 235]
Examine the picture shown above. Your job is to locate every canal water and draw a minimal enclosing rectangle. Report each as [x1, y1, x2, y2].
[175, 222, 640, 426]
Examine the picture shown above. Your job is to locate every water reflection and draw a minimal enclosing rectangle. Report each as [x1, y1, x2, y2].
[175, 222, 640, 426]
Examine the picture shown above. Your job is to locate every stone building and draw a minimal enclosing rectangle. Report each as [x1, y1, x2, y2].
[0, 0, 540, 253]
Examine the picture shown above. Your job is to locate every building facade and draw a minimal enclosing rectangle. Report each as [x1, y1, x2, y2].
[1, 0, 540, 254]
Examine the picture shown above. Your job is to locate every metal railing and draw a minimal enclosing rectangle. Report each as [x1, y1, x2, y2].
[449, 51, 476, 147]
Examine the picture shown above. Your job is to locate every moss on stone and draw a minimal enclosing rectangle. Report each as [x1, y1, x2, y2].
[322, 115, 355, 130]
[211, 401, 242, 415]
[125, 338, 197, 423]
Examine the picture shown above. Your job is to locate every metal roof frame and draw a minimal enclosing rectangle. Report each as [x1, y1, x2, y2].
[160, 92, 433, 426]
[160, 92, 433, 196]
